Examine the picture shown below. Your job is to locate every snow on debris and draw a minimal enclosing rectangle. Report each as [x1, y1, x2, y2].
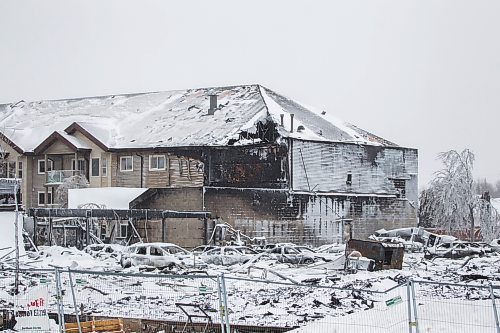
[0, 212, 25, 259]
[0, 85, 398, 152]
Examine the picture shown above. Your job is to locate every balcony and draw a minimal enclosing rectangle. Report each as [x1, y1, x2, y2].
[46, 170, 81, 185]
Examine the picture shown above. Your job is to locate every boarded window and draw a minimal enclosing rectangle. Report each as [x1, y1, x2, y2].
[91, 158, 100, 177]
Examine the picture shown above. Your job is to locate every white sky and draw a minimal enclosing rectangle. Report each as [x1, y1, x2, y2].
[0, 0, 499, 188]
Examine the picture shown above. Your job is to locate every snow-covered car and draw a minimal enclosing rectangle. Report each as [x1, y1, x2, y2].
[200, 246, 258, 266]
[120, 243, 199, 269]
[264, 245, 316, 265]
[490, 239, 500, 252]
[424, 241, 490, 259]
[315, 243, 346, 254]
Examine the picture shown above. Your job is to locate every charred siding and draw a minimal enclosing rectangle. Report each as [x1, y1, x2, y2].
[207, 145, 287, 188]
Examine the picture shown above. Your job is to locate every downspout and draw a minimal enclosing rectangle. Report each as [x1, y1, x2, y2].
[135, 153, 144, 188]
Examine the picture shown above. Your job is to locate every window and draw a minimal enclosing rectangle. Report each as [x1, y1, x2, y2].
[38, 159, 54, 174]
[346, 172, 352, 186]
[91, 158, 100, 177]
[392, 179, 406, 198]
[149, 155, 166, 170]
[71, 159, 85, 172]
[136, 246, 147, 255]
[7, 162, 15, 178]
[119, 223, 128, 238]
[120, 156, 133, 172]
[37, 191, 53, 206]
[101, 158, 108, 177]
[17, 161, 22, 178]
[150, 247, 163, 256]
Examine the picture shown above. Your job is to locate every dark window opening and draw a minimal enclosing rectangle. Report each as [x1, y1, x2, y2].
[393, 179, 406, 198]
[346, 172, 352, 186]
[91, 158, 100, 177]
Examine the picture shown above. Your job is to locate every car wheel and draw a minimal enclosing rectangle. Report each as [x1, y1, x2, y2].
[303, 258, 314, 265]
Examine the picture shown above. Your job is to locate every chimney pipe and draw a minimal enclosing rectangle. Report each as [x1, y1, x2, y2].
[208, 94, 217, 115]
[280, 114, 284, 127]
[290, 114, 294, 133]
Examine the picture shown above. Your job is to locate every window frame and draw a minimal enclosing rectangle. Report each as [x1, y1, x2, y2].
[38, 159, 54, 174]
[17, 161, 23, 178]
[149, 155, 166, 171]
[91, 158, 100, 177]
[120, 156, 134, 172]
[101, 157, 108, 177]
[37, 191, 53, 206]
[71, 158, 86, 172]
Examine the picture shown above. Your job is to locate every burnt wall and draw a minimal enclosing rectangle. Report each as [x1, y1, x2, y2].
[131, 188, 206, 248]
[203, 188, 417, 246]
[207, 145, 287, 188]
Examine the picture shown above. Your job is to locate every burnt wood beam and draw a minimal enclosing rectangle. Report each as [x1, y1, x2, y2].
[28, 208, 211, 219]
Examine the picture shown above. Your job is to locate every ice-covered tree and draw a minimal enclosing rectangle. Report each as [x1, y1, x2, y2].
[422, 149, 499, 241]
[56, 174, 89, 208]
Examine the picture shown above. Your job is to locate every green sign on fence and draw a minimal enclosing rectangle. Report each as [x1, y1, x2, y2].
[385, 295, 402, 307]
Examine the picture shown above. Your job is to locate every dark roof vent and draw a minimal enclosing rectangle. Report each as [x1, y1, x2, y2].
[208, 93, 217, 115]
[297, 125, 305, 132]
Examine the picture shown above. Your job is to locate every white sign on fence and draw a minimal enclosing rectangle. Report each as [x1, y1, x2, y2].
[14, 286, 50, 332]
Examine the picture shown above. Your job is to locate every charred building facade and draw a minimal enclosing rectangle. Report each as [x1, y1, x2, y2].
[0, 84, 417, 247]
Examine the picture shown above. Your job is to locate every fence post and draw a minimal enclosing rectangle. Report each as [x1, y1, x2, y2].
[54, 269, 66, 333]
[220, 273, 231, 333]
[67, 269, 82, 333]
[406, 280, 413, 333]
[489, 283, 500, 333]
[410, 279, 420, 333]
[216, 275, 226, 332]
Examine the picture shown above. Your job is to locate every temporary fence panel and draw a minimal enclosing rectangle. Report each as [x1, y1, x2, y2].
[223, 276, 409, 333]
[59, 270, 224, 332]
[412, 280, 499, 333]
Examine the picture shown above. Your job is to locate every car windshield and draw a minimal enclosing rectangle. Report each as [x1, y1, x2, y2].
[296, 247, 315, 253]
[236, 247, 257, 254]
[204, 248, 220, 256]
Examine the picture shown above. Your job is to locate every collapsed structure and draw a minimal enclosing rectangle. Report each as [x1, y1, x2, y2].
[0, 84, 418, 247]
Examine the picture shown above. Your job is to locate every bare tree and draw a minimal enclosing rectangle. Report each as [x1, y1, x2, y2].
[56, 174, 89, 208]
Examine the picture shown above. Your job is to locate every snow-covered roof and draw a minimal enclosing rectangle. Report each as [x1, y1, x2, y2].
[0, 84, 397, 153]
[68, 187, 148, 209]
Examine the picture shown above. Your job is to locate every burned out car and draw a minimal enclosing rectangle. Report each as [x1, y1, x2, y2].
[264, 245, 316, 265]
[84, 244, 125, 259]
[199, 246, 258, 266]
[120, 243, 200, 269]
[424, 241, 492, 259]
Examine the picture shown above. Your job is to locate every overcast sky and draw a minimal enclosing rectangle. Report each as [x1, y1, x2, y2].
[0, 0, 499, 188]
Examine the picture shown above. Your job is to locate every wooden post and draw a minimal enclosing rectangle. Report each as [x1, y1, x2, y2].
[33, 216, 38, 246]
[48, 218, 53, 246]
[44, 154, 48, 207]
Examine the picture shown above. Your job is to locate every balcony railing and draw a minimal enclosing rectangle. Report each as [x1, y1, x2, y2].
[46, 170, 81, 184]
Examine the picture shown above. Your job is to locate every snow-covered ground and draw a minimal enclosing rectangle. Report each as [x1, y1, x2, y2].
[0, 244, 499, 331]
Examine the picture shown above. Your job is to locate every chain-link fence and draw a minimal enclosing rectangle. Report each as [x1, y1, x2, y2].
[1, 268, 499, 333]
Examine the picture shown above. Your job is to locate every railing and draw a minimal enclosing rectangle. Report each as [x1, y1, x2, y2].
[46, 170, 80, 184]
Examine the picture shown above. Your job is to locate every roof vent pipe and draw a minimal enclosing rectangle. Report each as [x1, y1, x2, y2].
[280, 114, 284, 127]
[290, 114, 294, 133]
[208, 93, 217, 115]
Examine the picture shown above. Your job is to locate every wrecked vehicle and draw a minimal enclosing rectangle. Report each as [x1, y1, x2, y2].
[120, 243, 200, 269]
[424, 241, 492, 259]
[200, 246, 258, 266]
[346, 239, 404, 270]
[264, 245, 316, 265]
[191, 245, 219, 254]
[315, 243, 346, 254]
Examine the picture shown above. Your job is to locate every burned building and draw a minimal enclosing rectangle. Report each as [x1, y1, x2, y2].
[0, 84, 417, 247]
